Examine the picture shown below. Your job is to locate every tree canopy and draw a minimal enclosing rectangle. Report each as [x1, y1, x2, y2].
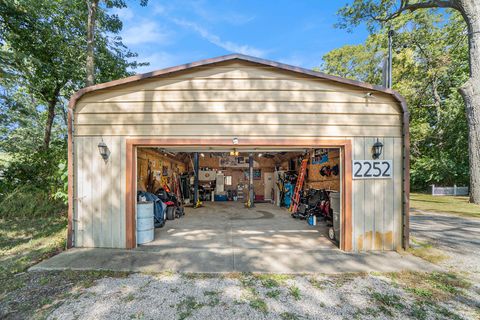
[0, 0, 146, 212]
[334, 0, 480, 204]
[320, 10, 469, 190]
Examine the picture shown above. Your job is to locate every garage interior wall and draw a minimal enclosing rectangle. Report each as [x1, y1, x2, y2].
[72, 59, 404, 251]
[199, 154, 276, 199]
[136, 149, 187, 192]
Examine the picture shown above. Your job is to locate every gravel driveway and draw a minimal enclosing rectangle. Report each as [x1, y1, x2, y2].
[45, 210, 480, 320]
[48, 272, 478, 320]
[410, 210, 480, 273]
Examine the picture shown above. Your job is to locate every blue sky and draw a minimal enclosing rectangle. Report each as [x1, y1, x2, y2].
[112, 1, 369, 74]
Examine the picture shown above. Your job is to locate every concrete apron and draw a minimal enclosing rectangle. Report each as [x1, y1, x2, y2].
[30, 247, 438, 274]
[31, 203, 438, 274]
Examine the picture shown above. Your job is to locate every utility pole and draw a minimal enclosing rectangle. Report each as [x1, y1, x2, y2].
[387, 29, 394, 89]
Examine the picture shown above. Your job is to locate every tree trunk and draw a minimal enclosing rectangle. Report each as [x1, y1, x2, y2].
[86, 0, 98, 87]
[43, 97, 57, 150]
[458, 1, 480, 204]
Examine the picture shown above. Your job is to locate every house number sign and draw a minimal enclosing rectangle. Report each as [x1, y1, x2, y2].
[352, 160, 392, 179]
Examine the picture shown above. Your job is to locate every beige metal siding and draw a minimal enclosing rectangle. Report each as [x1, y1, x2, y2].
[72, 60, 404, 250]
[75, 124, 401, 137]
[75, 102, 401, 114]
[352, 137, 403, 251]
[75, 62, 403, 138]
[73, 136, 126, 248]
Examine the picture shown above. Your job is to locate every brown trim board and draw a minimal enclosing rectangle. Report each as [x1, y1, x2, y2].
[67, 54, 409, 250]
[67, 109, 74, 248]
[125, 138, 353, 251]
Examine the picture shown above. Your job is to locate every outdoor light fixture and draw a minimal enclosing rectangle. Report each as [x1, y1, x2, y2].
[97, 140, 109, 161]
[232, 137, 239, 145]
[372, 138, 384, 159]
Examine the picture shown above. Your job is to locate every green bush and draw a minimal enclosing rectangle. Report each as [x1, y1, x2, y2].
[52, 161, 68, 205]
[0, 185, 66, 218]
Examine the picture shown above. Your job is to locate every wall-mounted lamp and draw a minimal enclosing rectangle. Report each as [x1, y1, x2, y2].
[364, 92, 374, 98]
[230, 148, 239, 156]
[97, 140, 110, 161]
[372, 138, 383, 159]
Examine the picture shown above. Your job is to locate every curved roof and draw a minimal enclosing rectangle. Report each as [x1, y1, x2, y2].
[68, 53, 408, 115]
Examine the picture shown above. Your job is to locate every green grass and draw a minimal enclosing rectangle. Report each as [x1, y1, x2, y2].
[0, 186, 66, 219]
[254, 274, 292, 288]
[371, 292, 404, 309]
[249, 297, 268, 313]
[203, 290, 221, 306]
[408, 238, 448, 264]
[288, 285, 301, 300]
[386, 271, 471, 302]
[0, 215, 131, 319]
[0, 215, 67, 279]
[266, 289, 281, 299]
[176, 296, 205, 320]
[280, 312, 302, 320]
[411, 193, 480, 218]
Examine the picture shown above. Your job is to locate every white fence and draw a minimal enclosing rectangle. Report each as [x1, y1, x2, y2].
[431, 184, 469, 196]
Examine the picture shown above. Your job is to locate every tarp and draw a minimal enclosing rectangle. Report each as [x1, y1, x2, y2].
[137, 191, 166, 227]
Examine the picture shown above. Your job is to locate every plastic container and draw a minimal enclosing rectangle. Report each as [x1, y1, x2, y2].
[137, 202, 154, 244]
[214, 194, 228, 201]
[329, 191, 341, 242]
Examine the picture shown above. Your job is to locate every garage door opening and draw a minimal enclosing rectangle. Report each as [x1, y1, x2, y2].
[134, 146, 343, 251]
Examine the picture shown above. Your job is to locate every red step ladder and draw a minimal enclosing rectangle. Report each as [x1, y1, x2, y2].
[289, 158, 309, 213]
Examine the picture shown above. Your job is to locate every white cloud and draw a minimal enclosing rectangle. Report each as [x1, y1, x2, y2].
[173, 19, 266, 57]
[121, 21, 171, 45]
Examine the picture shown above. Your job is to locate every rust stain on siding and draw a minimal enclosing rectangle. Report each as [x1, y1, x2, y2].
[357, 231, 393, 251]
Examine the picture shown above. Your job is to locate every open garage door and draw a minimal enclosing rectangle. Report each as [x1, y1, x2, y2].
[128, 141, 352, 253]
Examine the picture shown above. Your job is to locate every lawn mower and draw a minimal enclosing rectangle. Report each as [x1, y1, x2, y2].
[155, 186, 184, 220]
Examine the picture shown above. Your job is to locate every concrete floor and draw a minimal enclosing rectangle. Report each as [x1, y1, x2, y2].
[138, 202, 336, 251]
[31, 202, 437, 274]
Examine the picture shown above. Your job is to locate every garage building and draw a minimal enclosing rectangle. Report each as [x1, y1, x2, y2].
[67, 54, 409, 252]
